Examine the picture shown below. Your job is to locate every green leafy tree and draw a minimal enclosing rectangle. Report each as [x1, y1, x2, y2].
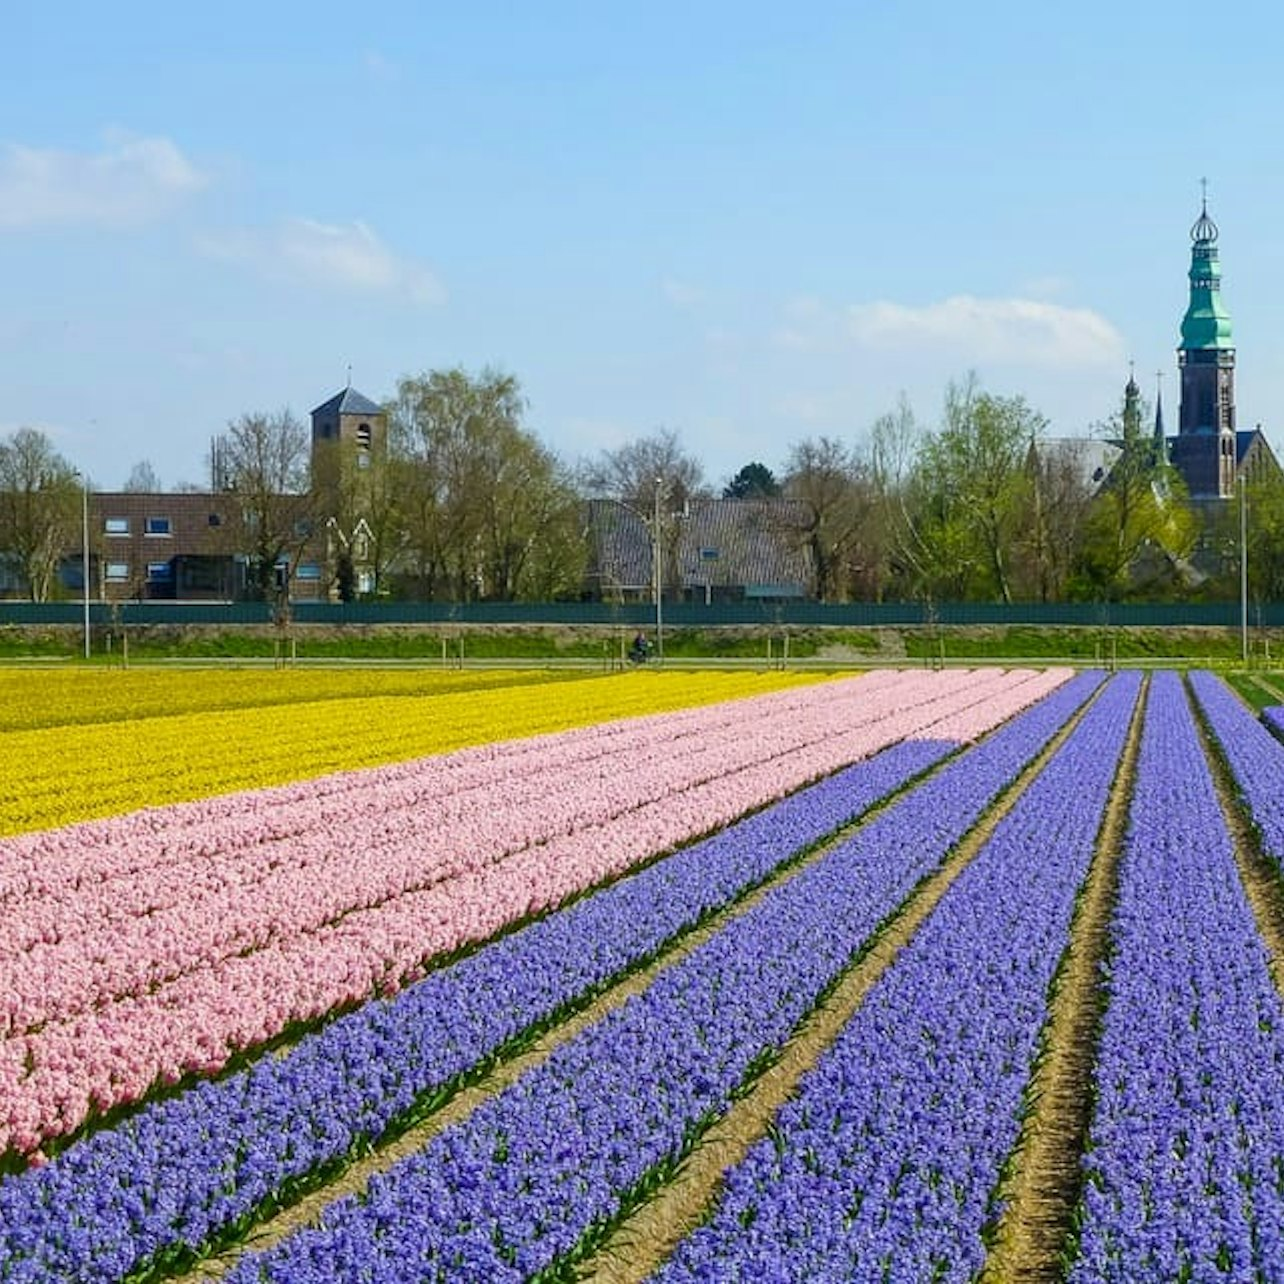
[905, 378, 1043, 602]
[723, 462, 782, 499]
[1071, 391, 1197, 599]
[391, 367, 584, 601]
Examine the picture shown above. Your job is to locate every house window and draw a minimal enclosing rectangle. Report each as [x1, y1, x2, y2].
[296, 561, 322, 581]
[356, 423, 372, 450]
[294, 518, 313, 539]
[104, 517, 129, 535]
[146, 561, 173, 582]
[145, 516, 171, 536]
[105, 562, 130, 582]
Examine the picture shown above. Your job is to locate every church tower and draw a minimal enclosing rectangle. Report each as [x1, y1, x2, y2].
[1172, 192, 1236, 499]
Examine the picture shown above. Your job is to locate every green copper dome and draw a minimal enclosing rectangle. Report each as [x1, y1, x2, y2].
[1179, 204, 1233, 350]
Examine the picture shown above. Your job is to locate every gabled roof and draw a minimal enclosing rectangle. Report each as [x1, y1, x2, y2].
[676, 499, 813, 596]
[311, 387, 383, 418]
[584, 499, 652, 591]
[583, 496, 816, 597]
[1237, 428, 1266, 466]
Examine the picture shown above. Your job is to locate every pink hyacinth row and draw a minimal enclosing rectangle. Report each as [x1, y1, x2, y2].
[0, 668, 1067, 1156]
[0, 670, 1000, 1027]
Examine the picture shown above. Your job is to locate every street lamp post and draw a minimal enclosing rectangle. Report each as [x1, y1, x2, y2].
[1240, 473, 1248, 664]
[79, 474, 90, 660]
[653, 476, 664, 664]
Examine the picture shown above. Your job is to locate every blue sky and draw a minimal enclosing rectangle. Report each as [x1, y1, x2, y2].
[6, 0, 1284, 490]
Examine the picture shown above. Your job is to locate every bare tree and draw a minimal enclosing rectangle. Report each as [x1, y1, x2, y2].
[1018, 440, 1097, 602]
[214, 409, 316, 599]
[782, 436, 870, 602]
[0, 429, 81, 601]
[578, 428, 708, 514]
[123, 460, 161, 493]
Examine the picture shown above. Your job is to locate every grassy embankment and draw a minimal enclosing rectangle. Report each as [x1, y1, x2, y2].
[0, 621, 1280, 665]
[0, 624, 1278, 672]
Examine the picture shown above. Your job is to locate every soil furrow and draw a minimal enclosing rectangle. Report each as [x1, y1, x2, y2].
[172, 733, 954, 1282]
[978, 674, 1146, 1282]
[575, 679, 1109, 1284]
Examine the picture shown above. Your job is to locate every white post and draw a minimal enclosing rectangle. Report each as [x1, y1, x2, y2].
[81, 477, 90, 660]
[653, 476, 664, 665]
[1241, 474, 1249, 663]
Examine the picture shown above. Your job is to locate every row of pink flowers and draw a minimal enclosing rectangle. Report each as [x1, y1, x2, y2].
[0, 672, 998, 1030]
[0, 668, 1069, 1155]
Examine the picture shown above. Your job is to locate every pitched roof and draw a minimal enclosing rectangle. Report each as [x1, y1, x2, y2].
[583, 497, 815, 598]
[1237, 428, 1265, 466]
[676, 499, 813, 596]
[311, 387, 383, 418]
[584, 499, 652, 591]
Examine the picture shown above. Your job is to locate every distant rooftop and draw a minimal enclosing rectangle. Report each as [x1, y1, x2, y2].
[311, 387, 383, 418]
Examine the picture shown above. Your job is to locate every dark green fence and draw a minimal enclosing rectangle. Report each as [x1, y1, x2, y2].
[2, 600, 1282, 628]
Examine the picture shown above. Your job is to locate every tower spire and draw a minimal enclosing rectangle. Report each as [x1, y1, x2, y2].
[1123, 362, 1142, 442]
[1153, 370, 1167, 463]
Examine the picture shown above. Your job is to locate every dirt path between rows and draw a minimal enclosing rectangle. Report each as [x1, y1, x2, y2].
[576, 681, 1108, 1284]
[978, 674, 1146, 1282]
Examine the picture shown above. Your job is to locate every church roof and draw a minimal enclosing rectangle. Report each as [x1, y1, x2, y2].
[311, 387, 383, 418]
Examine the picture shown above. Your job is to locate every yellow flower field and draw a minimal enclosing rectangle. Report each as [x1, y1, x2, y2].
[0, 666, 579, 732]
[0, 668, 833, 835]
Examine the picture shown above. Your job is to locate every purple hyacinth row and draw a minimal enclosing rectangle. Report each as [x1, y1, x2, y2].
[0, 736, 957, 1284]
[1264, 705, 1284, 741]
[653, 672, 1139, 1283]
[223, 675, 1103, 1283]
[1188, 670, 1284, 866]
[1071, 672, 1284, 1281]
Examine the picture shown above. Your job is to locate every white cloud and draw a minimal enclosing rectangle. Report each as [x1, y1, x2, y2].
[196, 218, 445, 305]
[0, 132, 207, 228]
[660, 277, 706, 309]
[843, 295, 1125, 367]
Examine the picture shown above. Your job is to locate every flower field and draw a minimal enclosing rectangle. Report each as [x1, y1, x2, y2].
[4, 666, 1284, 1282]
[0, 667, 823, 834]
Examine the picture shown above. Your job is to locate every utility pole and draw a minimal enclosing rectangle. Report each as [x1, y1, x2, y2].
[653, 475, 664, 664]
[1241, 474, 1249, 664]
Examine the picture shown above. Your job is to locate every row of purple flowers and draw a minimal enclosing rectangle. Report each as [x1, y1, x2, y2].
[654, 672, 1139, 1281]
[1071, 672, 1284, 1279]
[1190, 672, 1284, 865]
[220, 676, 1102, 1281]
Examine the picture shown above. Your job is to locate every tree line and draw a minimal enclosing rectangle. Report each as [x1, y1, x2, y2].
[2, 366, 1281, 604]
